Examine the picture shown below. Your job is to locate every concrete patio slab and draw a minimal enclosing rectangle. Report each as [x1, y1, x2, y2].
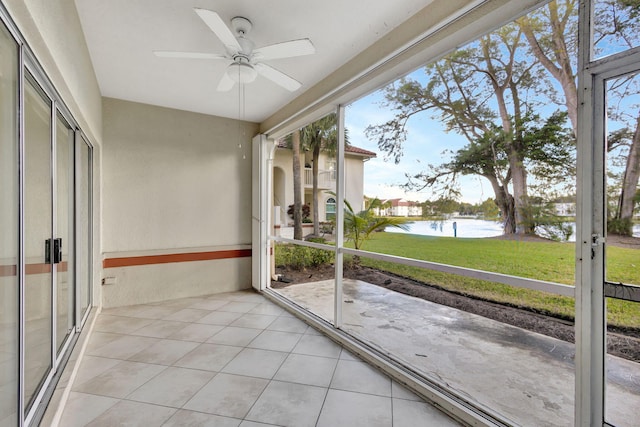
[274, 279, 640, 427]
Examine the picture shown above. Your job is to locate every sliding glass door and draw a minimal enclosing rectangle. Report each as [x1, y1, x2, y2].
[23, 74, 54, 413]
[0, 19, 18, 427]
[55, 114, 75, 355]
[22, 72, 82, 420]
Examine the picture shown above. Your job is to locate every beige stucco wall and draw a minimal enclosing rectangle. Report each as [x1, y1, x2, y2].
[101, 98, 259, 306]
[345, 155, 366, 211]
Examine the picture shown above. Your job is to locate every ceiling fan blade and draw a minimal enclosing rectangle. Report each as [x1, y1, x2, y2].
[217, 71, 235, 92]
[253, 39, 315, 60]
[254, 63, 302, 91]
[194, 8, 241, 52]
[153, 51, 227, 60]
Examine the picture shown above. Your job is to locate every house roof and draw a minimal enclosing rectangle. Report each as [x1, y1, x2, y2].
[276, 140, 376, 158]
[380, 198, 421, 207]
[345, 145, 377, 158]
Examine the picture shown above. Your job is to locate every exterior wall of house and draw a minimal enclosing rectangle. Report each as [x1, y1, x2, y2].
[272, 147, 297, 226]
[272, 147, 370, 227]
[345, 155, 366, 212]
[408, 205, 422, 216]
[101, 98, 258, 307]
[392, 205, 409, 217]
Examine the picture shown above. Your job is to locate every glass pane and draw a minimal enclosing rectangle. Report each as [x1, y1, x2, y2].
[341, 257, 577, 425]
[604, 71, 640, 426]
[55, 113, 74, 353]
[270, 242, 335, 323]
[269, 117, 345, 325]
[339, 1, 579, 422]
[271, 119, 340, 246]
[0, 22, 18, 427]
[593, 0, 640, 61]
[78, 140, 91, 318]
[24, 75, 53, 412]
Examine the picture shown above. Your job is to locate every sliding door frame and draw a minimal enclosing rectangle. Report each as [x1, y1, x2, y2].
[0, 3, 95, 426]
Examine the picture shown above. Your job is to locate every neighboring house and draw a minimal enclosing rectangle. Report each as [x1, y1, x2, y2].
[272, 142, 376, 227]
[375, 198, 423, 217]
[553, 202, 576, 217]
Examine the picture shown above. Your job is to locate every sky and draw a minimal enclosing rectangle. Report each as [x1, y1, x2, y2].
[345, 74, 491, 204]
[342, 3, 640, 206]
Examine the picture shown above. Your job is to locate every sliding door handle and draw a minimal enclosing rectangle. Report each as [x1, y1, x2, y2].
[53, 238, 62, 264]
[45, 238, 51, 264]
[45, 238, 62, 264]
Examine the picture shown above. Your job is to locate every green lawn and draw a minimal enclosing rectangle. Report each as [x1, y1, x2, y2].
[348, 233, 640, 328]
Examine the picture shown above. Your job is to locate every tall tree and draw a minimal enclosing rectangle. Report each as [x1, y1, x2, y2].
[608, 76, 640, 232]
[518, 0, 640, 234]
[619, 116, 640, 223]
[517, 0, 578, 136]
[300, 113, 339, 236]
[291, 130, 303, 240]
[366, 25, 574, 234]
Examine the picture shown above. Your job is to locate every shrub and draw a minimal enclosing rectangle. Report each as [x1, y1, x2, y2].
[287, 204, 311, 221]
[274, 243, 334, 270]
[608, 217, 633, 236]
[522, 203, 573, 241]
[306, 237, 327, 244]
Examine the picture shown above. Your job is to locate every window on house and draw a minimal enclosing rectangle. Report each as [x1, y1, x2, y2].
[325, 197, 336, 220]
[328, 161, 336, 180]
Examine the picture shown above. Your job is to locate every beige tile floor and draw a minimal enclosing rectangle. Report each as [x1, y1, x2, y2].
[60, 290, 461, 427]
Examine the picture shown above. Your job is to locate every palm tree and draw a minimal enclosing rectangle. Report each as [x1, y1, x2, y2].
[300, 113, 342, 236]
[364, 196, 392, 215]
[343, 197, 411, 251]
[291, 130, 303, 240]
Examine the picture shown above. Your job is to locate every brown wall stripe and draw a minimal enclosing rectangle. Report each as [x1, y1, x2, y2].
[0, 264, 17, 277]
[0, 262, 67, 277]
[103, 249, 252, 269]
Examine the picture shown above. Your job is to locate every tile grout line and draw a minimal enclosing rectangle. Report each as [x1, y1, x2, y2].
[313, 346, 344, 427]
[237, 319, 316, 425]
[233, 330, 294, 423]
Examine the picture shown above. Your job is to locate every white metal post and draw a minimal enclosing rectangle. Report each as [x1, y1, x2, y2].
[334, 106, 346, 328]
[74, 130, 82, 331]
[17, 41, 25, 427]
[575, 1, 605, 425]
[252, 134, 269, 291]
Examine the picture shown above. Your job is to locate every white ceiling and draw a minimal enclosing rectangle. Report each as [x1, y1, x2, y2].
[74, 0, 432, 123]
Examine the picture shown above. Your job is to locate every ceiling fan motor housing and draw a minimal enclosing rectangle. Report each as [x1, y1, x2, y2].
[228, 62, 257, 83]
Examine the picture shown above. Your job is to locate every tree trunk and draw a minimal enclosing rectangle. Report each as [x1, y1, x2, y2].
[487, 175, 517, 234]
[617, 115, 640, 227]
[480, 36, 530, 234]
[510, 157, 533, 234]
[312, 142, 321, 236]
[292, 130, 303, 240]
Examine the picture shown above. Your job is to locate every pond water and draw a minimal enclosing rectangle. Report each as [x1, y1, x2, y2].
[386, 218, 504, 239]
[386, 218, 640, 240]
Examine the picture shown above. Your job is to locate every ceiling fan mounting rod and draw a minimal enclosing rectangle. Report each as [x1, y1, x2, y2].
[233, 54, 251, 64]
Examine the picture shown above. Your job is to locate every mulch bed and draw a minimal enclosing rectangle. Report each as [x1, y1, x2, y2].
[272, 261, 640, 362]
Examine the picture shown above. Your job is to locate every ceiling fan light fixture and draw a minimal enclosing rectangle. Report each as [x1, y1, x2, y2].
[228, 62, 257, 84]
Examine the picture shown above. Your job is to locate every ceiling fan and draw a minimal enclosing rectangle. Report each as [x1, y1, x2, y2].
[154, 8, 315, 92]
